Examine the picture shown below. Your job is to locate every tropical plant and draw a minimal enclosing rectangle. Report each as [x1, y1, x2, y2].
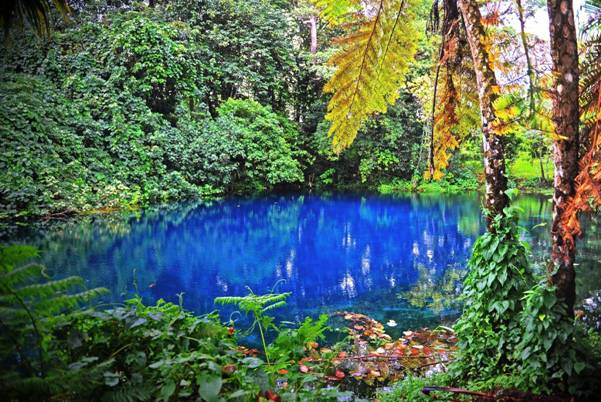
[215, 288, 291, 364]
[453, 191, 535, 379]
[0, 245, 108, 398]
[312, 0, 421, 152]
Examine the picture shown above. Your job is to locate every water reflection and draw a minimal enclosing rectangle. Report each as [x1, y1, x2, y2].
[8, 193, 601, 333]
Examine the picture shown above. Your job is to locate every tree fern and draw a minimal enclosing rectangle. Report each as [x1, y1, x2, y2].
[215, 287, 291, 364]
[425, 0, 480, 179]
[0, 245, 107, 381]
[311, 0, 361, 25]
[316, 0, 421, 152]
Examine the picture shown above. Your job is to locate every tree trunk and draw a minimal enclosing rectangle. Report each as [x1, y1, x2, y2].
[515, 0, 536, 117]
[305, 16, 318, 54]
[458, 0, 509, 226]
[546, 0, 579, 315]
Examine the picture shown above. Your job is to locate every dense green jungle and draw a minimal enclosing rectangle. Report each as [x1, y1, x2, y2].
[1, 0, 601, 401]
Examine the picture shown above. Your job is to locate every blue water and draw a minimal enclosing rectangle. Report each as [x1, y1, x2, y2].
[12, 193, 601, 333]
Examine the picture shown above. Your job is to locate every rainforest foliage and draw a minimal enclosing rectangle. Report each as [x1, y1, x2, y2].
[0, 245, 460, 401]
[0, 0, 555, 223]
[2, 0, 601, 400]
[0, 0, 431, 221]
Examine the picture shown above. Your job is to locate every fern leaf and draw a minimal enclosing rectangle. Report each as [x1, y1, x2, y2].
[213, 296, 247, 305]
[37, 288, 109, 315]
[0, 245, 39, 270]
[0, 264, 45, 290]
[262, 301, 288, 313]
[321, 0, 420, 153]
[16, 276, 84, 299]
[310, 0, 361, 25]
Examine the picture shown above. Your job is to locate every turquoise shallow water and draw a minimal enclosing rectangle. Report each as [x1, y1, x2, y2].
[9, 193, 601, 334]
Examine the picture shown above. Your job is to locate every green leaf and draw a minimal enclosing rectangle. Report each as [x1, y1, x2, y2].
[574, 361, 586, 374]
[160, 380, 176, 402]
[242, 357, 263, 368]
[103, 371, 120, 387]
[198, 374, 222, 402]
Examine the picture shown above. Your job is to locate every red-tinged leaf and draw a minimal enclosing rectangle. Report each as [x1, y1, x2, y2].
[265, 390, 281, 402]
[227, 327, 235, 336]
[222, 364, 236, 375]
[335, 370, 345, 379]
[277, 369, 288, 375]
[299, 364, 310, 373]
[423, 346, 432, 356]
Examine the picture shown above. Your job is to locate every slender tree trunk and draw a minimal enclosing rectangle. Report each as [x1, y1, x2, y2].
[458, 0, 509, 226]
[429, 44, 443, 181]
[305, 16, 318, 54]
[546, 0, 579, 315]
[515, 0, 536, 116]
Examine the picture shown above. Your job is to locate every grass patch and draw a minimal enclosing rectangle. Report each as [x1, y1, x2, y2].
[509, 152, 553, 181]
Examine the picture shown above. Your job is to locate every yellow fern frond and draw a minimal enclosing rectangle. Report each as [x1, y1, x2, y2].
[427, 72, 460, 179]
[320, 0, 420, 153]
[310, 0, 362, 25]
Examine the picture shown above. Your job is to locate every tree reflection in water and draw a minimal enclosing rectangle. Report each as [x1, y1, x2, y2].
[9, 193, 601, 335]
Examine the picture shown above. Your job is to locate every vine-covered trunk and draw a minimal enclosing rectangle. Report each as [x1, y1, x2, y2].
[458, 0, 509, 226]
[546, 0, 579, 315]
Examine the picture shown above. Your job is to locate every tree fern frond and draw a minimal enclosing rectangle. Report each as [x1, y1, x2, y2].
[0, 245, 38, 270]
[321, 0, 420, 153]
[214, 296, 248, 305]
[310, 0, 362, 25]
[261, 301, 287, 313]
[580, 32, 601, 116]
[0, 264, 45, 291]
[428, 71, 460, 179]
[37, 288, 109, 315]
[15, 276, 84, 299]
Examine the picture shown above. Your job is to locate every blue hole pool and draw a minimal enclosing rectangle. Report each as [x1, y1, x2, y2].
[10, 193, 601, 335]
